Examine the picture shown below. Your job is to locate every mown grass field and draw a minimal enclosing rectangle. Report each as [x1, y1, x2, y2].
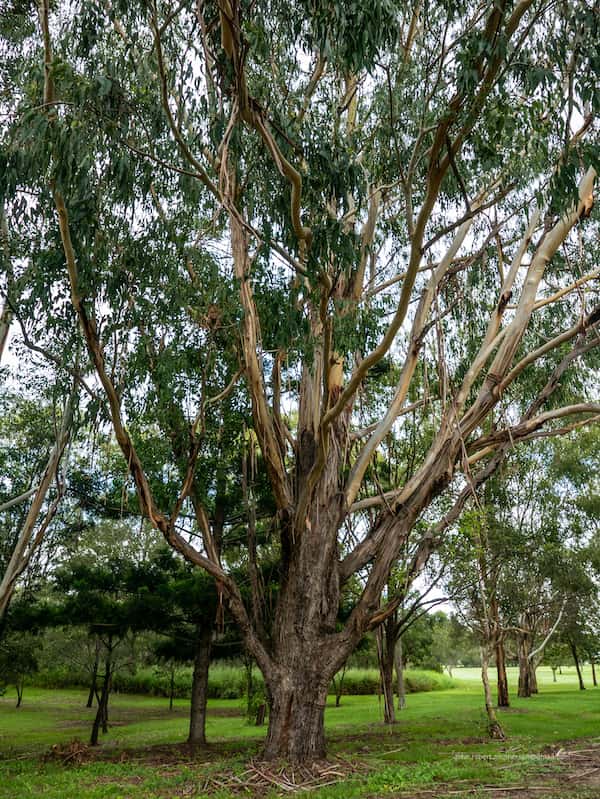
[1, 665, 599, 798]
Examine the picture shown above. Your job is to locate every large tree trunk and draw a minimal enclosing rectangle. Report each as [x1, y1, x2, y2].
[188, 624, 212, 746]
[263, 670, 330, 761]
[256, 375, 350, 760]
[496, 638, 510, 707]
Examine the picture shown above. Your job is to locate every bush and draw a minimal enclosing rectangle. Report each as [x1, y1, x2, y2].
[329, 668, 454, 696]
[31, 664, 453, 698]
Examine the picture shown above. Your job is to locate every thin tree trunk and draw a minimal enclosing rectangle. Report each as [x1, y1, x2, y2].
[333, 663, 347, 707]
[90, 652, 112, 746]
[0, 204, 13, 364]
[530, 661, 538, 694]
[0, 393, 73, 619]
[87, 639, 100, 708]
[551, 666, 557, 683]
[169, 663, 175, 711]
[570, 642, 585, 691]
[480, 646, 505, 739]
[15, 678, 23, 708]
[187, 624, 212, 746]
[244, 656, 254, 719]
[377, 624, 396, 724]
[591, 661, 597, 687]
[495, 638, 510, 707]
[517, 634, 532, 698]
[101, 674, 110, 734]
[395, 638, 406, 710]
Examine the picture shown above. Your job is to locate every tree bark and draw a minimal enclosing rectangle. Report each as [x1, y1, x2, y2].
[263, 672, 330, 762]
[570, 642, 585, 691]
[481, 646, 505, 739]
[495, 638, 510, 707]
[15, 678, 23, 708]
[187, 624, 212, 746]
[591, 661, 597, 687]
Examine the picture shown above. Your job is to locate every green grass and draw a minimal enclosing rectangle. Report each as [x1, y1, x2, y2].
[0, 665, 599, 798]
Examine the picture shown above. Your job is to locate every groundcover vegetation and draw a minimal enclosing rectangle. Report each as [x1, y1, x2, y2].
[1, 668, 599, 799]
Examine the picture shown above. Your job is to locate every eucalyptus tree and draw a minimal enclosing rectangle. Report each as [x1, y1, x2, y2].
[441, 438, 594, 736]
[2, 0, 599, 760]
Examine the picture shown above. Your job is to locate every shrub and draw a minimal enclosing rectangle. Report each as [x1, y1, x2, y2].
[31, 664, 454, 697]
[329, 668, 453, 696]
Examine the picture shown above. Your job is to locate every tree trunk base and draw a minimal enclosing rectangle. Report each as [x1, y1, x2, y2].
[262, 681, 328, 763]
[487, 720, 506, 740]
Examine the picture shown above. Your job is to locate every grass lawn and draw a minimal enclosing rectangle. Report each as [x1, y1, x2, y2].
[0, 665, 599, 798]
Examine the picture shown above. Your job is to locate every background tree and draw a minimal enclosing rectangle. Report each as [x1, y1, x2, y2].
[52, 554, 175, 745]
[0, 630, 38, 707]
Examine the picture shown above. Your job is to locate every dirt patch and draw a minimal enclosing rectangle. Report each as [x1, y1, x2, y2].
[544, 741, 600, 789]
[496, 707, 530, 714]
[95, 738, 260, 766]
[434, 736, 489, 746]
[396, 740, 600, 799]
[207, 706, 242, 717]
[56, 705, 240, 732]
[40, 737, 600, 798]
